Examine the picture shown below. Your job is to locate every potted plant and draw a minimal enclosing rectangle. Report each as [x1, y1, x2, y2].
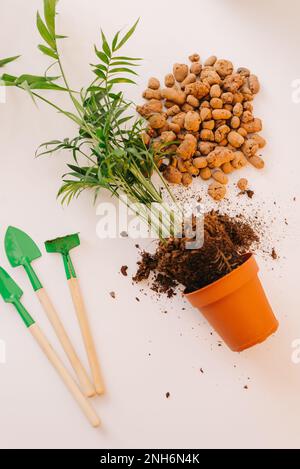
[0, 0, 278, 351]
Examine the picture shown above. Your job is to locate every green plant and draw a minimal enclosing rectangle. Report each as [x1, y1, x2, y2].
[0, 0, 181, 237]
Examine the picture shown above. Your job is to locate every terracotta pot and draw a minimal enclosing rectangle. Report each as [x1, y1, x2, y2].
[185, 254, 278, 352]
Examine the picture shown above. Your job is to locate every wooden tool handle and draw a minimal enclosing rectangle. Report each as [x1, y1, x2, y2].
[68, 278, 105, 395]
[36, 288, 95, 398]
[29, 323, 100, 427]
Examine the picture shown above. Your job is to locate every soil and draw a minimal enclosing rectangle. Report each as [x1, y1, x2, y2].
[120, 265, 128, 276]
[246, 189, 255, 199]
[133, 210, 259, 293]
[152, 273, 177, 297]
[238, 189, 255, 199]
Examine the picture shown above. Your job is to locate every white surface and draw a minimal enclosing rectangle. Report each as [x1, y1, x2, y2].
[1, 0, 300, 449]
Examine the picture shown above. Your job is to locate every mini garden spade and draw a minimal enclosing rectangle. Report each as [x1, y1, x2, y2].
[4, 226, 95, 397]
[45, 234, 105, 395]
[0, 267, 100, 427]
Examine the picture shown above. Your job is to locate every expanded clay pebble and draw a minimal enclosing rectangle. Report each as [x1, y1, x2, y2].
[138, 53, 266, 200]
[237, 178, 248, 191]
[208, 181, 226, 200]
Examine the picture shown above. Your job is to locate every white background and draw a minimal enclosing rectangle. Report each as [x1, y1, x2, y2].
[1, 0, 300, 449]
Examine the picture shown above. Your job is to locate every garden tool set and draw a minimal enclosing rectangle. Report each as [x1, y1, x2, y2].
[0, 227, 104, 427]
[45, 234, 105, 395]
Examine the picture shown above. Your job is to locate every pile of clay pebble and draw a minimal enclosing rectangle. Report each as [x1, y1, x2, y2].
[137, 54, 266, 200]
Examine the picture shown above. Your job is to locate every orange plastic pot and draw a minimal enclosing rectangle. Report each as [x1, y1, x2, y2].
[185, 254, 278, 352]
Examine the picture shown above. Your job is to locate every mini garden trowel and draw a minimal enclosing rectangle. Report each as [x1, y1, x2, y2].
[0, 267, 100, 427]
[4, 226, 95, 397]
[45, 233, 105, 395]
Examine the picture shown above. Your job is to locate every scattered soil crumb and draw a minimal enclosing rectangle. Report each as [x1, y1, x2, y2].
[238, 189, 254, 199]
[120, 265, 128, 276]
[135, 297, 140, 302]
[246, 189, 254, 199]
[135, 244, 140, 249]
[271, 248, 278, 260]
[120, 231, 128, 238]
[200, 368, 204, 374]
[152, 273, 177, 297]
[244, 385, 248, 390]
[165, 392, 170, 399]
[109, 291, 116, 299]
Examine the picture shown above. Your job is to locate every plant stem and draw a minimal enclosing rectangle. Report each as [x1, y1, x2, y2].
[22, 88, 79, 124]
[57, 52, 83, 117]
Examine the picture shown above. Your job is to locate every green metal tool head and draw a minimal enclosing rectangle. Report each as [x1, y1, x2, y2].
[0, 267, 23, 303]
[5, 226, 42, 267]
[45, 233, 80, 280]
[4, 226, 42, 291]
[0, 267, 35, 327]
[45, 233, 80, 255]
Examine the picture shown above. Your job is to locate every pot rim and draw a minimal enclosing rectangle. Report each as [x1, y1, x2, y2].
[185, 252, 257, 306]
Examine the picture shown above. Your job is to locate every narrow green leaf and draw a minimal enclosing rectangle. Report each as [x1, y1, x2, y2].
[117, 116, 133, 125]
[112, 31, 120, 51]
[112, 56, 142, 61]
[108, 67, 138, 76]
[38, 44, 58, 59]
[94, 46, 109, 65]
[0, 73, 17, 82]
[44, 0, 57, 36]
[67, 164, 89, 176]
[35, 140, 64, 157]
[108, 77, 136, 85]
[87, 85, 107, 93]
[91, 63, 107, 72]
[29, 81, 69, 91]
[109, 61, 140, 67]
[59, 111, 83, 125]
[36, 11, 56, 50]
[93, 69, 106, 80]
[15, 74, 59, 85]
[114, 19, 140, 51]
[108, 92, 123, 99]
[101, 30, 111, 57]
[0, 56, 20, 68]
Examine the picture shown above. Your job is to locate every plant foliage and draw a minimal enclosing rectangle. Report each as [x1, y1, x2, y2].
[0, 1, 180, 237]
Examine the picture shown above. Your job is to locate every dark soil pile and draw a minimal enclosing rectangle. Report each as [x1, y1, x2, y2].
[134, 211, 259, 293]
